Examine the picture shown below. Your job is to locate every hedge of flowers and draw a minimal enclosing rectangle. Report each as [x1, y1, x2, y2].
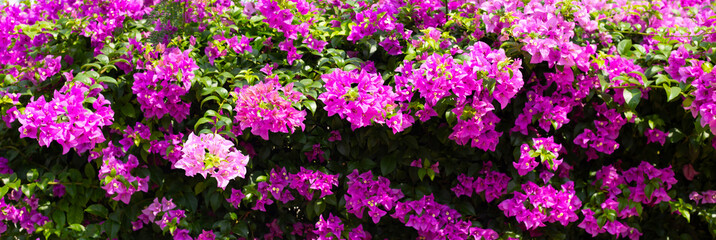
[1, 0, 716, 239]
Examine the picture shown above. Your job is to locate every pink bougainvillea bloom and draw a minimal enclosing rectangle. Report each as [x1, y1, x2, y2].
[176, 132, 250, 189]
[227, 188, 245, 209]
[645, 129, 667, 145]
[197, 230, 216, 240]
[0, 157, 12, 174]
[234, 78, 306, 140]
[683, 163, 699, 181]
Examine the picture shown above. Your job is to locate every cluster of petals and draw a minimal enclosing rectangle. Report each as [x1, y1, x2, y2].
[395, 42, 523, 151]
[574, 103, 626, 157]
[149, 130, 185, 165]
[119, 122, 151, 152]
[0, 194, 49, 234]
[319, 69, 408, 131]
[132, 197, 186, 231]
[226, 188, 246, 209]
[98, 145, 149, 204]
[452, 162, 510, 202]
[234, 77, 306, 140]
[132, 47, 198, 122]
[0, 157, 12, 175]
[17, 78, 113, 154]
[289, 167, 339, 200]
[622, 161, 677, 204]
[392, 194, 498, 240]
[579, 208, 642, 240]
[644, 128, 667, 146]
[314, 213, 344, 240]
[347, 0, 410, 54]
[690, 190, 716, 204]
[583, 162, 678, 239]
[514, 136, 563, 176]
[254, 167, 294, 211]
[176, 132, 249, 189]
[513, 69, 598, 134]
[254, 167, 339, 211]
[687, 70, 716, 135]
[498, 181, 582, 230]
[345, 170, 404, 223]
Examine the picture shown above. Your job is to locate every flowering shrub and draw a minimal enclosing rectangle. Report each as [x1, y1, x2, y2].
[2, 0, 716, 239]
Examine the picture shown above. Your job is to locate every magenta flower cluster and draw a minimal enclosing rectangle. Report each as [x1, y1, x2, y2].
[581, 162, 678, 238]
[574, 103, 627, 158]
[393, 194, 498, 240]
[17, 78, 114, 154]
[314, 213, 344, 240]
[119, 122, 151, 152]
[149, 129, 185, 165]
[0, 157, 12, 175]
[234, 78, 306, 140]
[132, 47, 198, 122]
[319, 69, 409, 132]
[452, 162, 510, 202]
[176, 132, 249, 189]
[512, 68, 598, 134]
[0, 194, 49, 235]
[396, 41, 523, 151]
[290, 167, 339, 200]
[498, 181, 582, 230]
[690, 190, 716, 204]
[254, 167, 339, 211]
[132, 197, 186, 232]
[98, 145, 149, 204]
[345, 170, 404, 223]
[514, 137, 563, 176]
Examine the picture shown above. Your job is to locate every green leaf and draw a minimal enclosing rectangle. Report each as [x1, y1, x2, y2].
[234, 221, 249, 237]
[67, 206, 84, 224]
[121, 104, 136, 118]
[427, 169, 436, 180]
[95, 55, 109, 65]
[194, 182, 207, 195]
[0, 186, 8, 198]
[99, 76, 118, 86]
[337, 142, 350, 157]
[26, 169, 38, 181]
[201, 95, 221, 108]
[644, 181, 657, 199]
[682, 208, 691, 223]
[81, 63, 102, 71]
[623, 88, 642, 109]
[52, 211, 66, 228]
[597, 214, 607, 227]
[655, 74, 671, 85]
[645, 65, 664, 78]
[418, 168, 426, 181]
[314, 200, 326, 216]
[85, 204, 108, 218]
[194, 117, 215, 130]
[210, 192, 221, 211]
[21, 183, 35, 197]
[68, 223, 85, 232]
[303, 100, 317, 114]
[666, 85, 681, 102]
[455, 201, 476, 216]
[618, 39, 633, 55]
[380, 156, 397, 175]
[604, 208, 617, 221]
